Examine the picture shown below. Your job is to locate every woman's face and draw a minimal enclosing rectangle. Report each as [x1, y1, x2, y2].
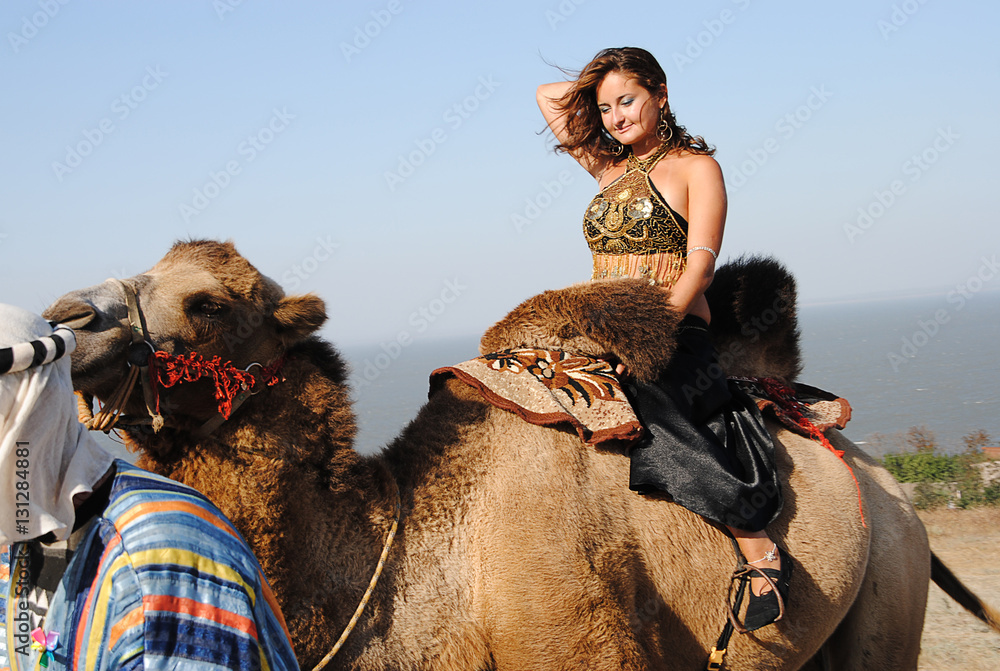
[595, 71, 665, 151]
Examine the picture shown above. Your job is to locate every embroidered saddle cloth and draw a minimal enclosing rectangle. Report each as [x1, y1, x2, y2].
[430, 349, 853, 451]
[430, 349, 642, 445]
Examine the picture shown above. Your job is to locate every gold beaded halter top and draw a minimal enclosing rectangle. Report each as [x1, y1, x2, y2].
[584, 144, 689, 286]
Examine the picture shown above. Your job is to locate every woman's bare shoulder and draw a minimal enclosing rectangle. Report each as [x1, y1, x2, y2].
[672, 151, 720, 169]
[668, 151, 722, 184]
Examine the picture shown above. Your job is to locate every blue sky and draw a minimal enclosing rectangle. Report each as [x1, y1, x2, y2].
[2, 0, 998, 347]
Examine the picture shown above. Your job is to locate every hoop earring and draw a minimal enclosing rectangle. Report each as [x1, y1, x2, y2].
[610, 141, 624, 156]
[657, 109, 674, 143]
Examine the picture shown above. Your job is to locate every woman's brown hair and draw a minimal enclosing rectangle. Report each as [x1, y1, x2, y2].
[553, 47, 715, 163]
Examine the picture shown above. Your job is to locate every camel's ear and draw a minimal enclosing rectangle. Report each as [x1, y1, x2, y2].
[273, 294, 327, 345]
[480, 280, 680, 383]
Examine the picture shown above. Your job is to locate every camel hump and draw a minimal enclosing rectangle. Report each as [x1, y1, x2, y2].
[481, 256, 803, 384]
[705, 255, 802, 384]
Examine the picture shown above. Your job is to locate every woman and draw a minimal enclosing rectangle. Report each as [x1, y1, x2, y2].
[537, 47, 790, 630]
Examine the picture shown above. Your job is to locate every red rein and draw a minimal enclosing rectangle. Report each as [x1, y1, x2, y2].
[149, 350, 285, 420]
[754, 377, 867, 528]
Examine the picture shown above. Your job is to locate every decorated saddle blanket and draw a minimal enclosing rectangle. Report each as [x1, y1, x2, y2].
[431, 349, 854, 450]
[430, 349, 642, 445]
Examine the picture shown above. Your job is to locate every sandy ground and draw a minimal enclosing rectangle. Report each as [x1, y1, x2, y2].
[917, 507, 1000, 669]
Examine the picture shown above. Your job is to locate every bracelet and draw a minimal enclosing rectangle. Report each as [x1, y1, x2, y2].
[687, 246, 718, 261]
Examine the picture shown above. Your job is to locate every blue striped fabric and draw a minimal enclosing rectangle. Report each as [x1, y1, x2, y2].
[1, 460, 298, 670]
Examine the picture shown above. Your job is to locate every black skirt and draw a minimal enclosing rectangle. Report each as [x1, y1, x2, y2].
[623, 316, 782, 532]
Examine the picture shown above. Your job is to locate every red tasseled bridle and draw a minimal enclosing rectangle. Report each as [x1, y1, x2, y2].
[149, 350, 285, 420]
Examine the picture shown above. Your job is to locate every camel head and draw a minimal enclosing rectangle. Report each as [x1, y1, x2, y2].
[43, 239, 327, 427]
[480, 279, 681, 383]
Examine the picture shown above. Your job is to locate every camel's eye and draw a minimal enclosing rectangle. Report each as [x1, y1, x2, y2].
[185, 293, 231, 323]
[194, 301, 225, 318]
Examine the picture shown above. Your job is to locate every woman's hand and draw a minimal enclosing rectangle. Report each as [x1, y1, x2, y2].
[536, 81, 609, 178]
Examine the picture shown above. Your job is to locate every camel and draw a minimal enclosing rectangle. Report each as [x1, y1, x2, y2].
[43, 240, 997, 670]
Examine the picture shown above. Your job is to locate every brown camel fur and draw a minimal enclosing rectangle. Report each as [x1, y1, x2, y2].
[44, 240, 996, 670]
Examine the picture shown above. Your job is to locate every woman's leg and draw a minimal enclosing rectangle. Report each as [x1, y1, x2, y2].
[726, 526, 780, 596]
[726, 525, 792, 631]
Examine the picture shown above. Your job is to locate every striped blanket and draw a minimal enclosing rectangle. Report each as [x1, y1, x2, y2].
[1, 460, 297, 671]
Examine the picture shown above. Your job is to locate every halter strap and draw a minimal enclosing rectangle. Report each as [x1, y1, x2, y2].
[118, 279, 164, 430]
[626, 142, 671, 173]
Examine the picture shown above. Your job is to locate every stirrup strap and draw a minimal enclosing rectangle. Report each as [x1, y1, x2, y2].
[707, 536, 746, 671]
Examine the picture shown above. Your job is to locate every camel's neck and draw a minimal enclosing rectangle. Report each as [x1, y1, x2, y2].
[130, 351, 398, 637]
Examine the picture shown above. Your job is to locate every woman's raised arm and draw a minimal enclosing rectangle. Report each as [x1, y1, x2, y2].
[536, 81, 607, 178]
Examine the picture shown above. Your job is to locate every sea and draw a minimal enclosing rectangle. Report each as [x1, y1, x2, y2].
[96, 290, 1000, 462]
[342, 290, 1000, 458]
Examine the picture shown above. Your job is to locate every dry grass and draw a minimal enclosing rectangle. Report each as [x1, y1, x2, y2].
[917, 507, 1000, 669]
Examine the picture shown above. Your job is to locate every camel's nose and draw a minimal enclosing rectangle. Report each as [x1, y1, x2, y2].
[43, 294, 97, 330]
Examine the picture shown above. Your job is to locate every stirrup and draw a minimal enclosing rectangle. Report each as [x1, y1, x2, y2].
[726, 558, 789, 633]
